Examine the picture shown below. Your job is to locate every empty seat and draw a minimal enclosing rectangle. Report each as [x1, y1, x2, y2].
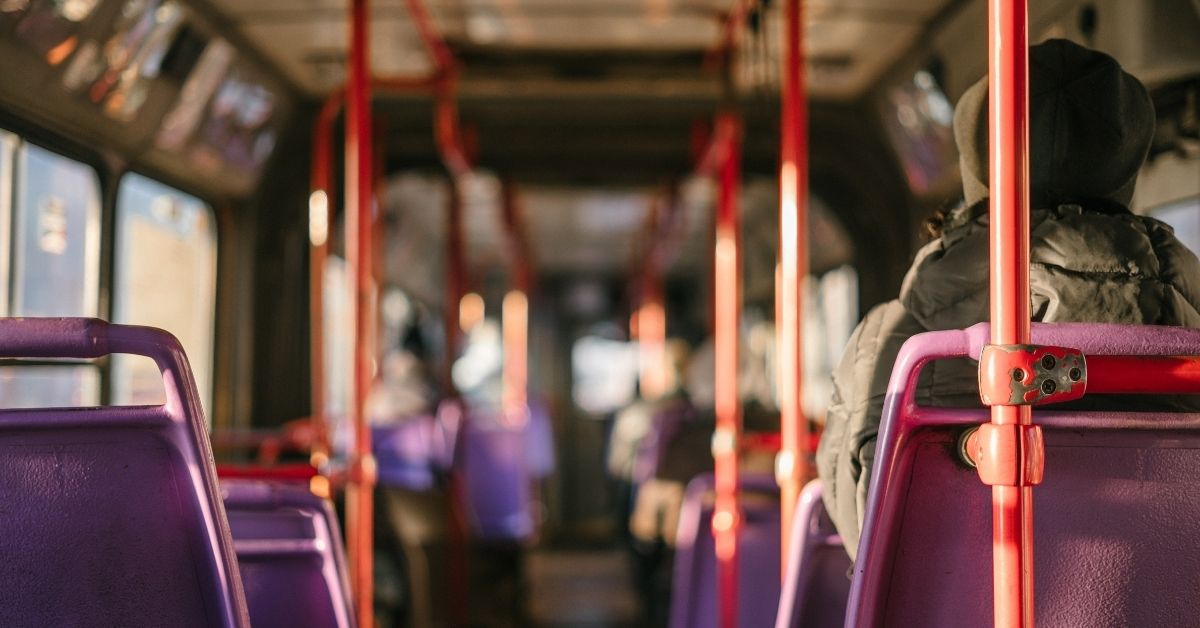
[774, 480, 851, 628]
[0, 318, 248, 627]
[373, 414, 444, 491]
[669, 473, 781, 628]
[525, 399, 556, 479]
[222, 479, 355, 628]
[848, 323, 1200, 627]
[462, 420, 534, 541]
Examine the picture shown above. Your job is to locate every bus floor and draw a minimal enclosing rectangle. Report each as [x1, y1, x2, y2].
[527, 546, 640, 628]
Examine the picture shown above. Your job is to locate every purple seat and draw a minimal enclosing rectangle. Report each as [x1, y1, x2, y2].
[670, 473, 781, 628]
[524, 400, 556, 478]
[461, 420, 534, 541]
[849, 323, 1200, 628]
[373, 415, 442, 491]
[774, 480, 850, 628]
[0, 318, 248, 627]
[222, 480, 354, 628]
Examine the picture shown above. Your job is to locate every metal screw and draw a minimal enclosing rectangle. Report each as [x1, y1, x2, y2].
[1069, 367, 1082, 381]
[1040, 354, 1056, 370]
[1012, 368, 1025, 382]
[1041, 379, 1057, 395]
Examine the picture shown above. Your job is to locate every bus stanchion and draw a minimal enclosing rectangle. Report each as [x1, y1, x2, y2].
[344, 0, 377, 625]
[982, 1, 1035, 626]
[776, 0, 811, 571]
[710, 112, 743, 628]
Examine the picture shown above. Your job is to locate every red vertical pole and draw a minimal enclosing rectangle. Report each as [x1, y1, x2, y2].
[309, 90, 343, 470]
[988, 1, 1033, 627]
[776, 0, 810, 571]
[443, 181, 465, 397]
[635, 194, 668, 401]
[500, 180, 532, 427]
[442, 177, 471, 628]
[345, 0, 376, 626]
[712, 112, 743, 628]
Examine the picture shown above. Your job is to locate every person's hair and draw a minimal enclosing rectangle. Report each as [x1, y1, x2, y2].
[922, 199, 964, 240]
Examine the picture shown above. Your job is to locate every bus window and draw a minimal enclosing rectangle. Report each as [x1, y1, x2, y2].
[12, 142, 100, 318]
[61, 0, 185, 121]
[881, 68, 957, 195]
[323, 255, 352, 452]
[10, 0, 100, 65]
[156, 37, 235, 152]
[0, 365, 100, 408]
[1152, 197, 1200, 254]
[0, 131, 12, 312]
[3, 137, 101, 407]
[111, 173, 216, 416]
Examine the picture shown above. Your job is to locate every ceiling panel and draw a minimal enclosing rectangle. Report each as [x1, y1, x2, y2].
[205, 0, 958, 98]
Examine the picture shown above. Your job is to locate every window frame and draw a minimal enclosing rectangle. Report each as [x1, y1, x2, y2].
[0, 130, 14, 317]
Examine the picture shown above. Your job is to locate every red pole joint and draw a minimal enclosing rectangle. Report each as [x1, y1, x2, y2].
[978, 344, 1086, 406]
[966, 424, 1045, 487]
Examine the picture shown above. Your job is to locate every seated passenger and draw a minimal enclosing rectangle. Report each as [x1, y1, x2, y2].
[816, 38, 1200, 561]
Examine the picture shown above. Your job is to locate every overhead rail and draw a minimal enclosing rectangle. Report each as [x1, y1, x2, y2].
[775, 0, 810, 573]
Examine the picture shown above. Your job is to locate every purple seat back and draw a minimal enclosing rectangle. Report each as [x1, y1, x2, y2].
[373, 415, 442, 491]
[774, 480, 850, 628]
[525, 400, 556, 479]
[461, 420, 534, 541]
[223, 480, 355, 628]
[849, 323, 1200, 628]
[0, 318, 249, 627]
[670, 473, 782, 628]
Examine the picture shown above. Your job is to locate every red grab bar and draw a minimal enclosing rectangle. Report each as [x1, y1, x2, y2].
[711, 111, 743, 628]
[985, 1, 1035, 626]
[344, 1, 377, 626]
[776, 0, 811, 571]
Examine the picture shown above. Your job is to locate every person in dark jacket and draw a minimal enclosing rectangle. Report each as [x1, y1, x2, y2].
[816, 38, 1200, 561]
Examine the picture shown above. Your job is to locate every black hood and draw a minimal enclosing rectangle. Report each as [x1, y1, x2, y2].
[954, 38, 1155, 208]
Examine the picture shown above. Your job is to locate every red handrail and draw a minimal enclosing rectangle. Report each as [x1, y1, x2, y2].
[500, 179, 533, 426]
[710, 111, 743, 628]
[1087, 355, 1200, 393]
[986, 1, 1034, 626]
[344, 1, 377, 627]
[776, 0, 810, 571]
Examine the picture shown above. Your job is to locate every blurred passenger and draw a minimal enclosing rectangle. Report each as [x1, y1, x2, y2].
[370, 324, 454, 628]
[818, 39, 1200, 561]
[607, 340, 690, 510]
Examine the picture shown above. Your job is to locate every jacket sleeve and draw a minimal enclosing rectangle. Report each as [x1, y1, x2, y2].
[816, 299, 925, 561]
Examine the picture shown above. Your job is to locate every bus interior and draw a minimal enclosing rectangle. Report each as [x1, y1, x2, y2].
[0, 0, 1197, 626]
